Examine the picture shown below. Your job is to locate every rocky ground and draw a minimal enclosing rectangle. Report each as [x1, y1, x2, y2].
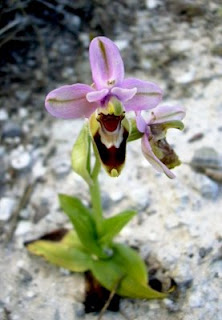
[0, 0, 222, 319]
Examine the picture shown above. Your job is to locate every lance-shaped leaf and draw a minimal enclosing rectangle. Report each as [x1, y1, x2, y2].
[59, 194, 106, 258]
[98, 210, 136, 245]
[71, 123, 93, 185]
[91, 243, 166, 299]
[26, 230, 92, 272]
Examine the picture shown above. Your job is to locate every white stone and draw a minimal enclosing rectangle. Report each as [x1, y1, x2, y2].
[0, 197, 16, 221]
[79, 33, 89, 48]
[10, 147, 31, 170]
[164, 214, 180, 229]
[26, 290, 35, 299]
[189, 291, 205, 308]
[173, 263, 193, 283]
[146, 0, 159, 9]
[114, 39, 129, 51]
[18, 108, 28, 118]
[175, 69, 196, 84]
[32, 160, 47, 179]
[0, 109, 8, 121]
[15, 221, 33, 236]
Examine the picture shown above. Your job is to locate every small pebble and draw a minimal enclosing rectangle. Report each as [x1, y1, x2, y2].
[15, 221, 33, 236]
[0, 109, 8, 121]
[2, 122, 23, 139]
[74, 302, 85, 318]
[163, 298, 179, 312]
[114, 39, 129, 51]
[164, 214, 180, 229]
[189, 291, 204, 308]
[15, 90, 30, 103]
[10, 147, 31, 171]
[0, 197, 16, 221]
[32, 161, 47, 179]
[146, 0, 159, 9]
[18, 108, 29, 118]
[52, 160, 70, 177]
[191, 173, 219, 200]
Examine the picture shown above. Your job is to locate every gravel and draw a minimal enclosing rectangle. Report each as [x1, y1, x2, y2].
[0, 0, 222, 319]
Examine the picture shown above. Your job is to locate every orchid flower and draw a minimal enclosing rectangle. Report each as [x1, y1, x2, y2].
[45, 36, 162, 176]
[136, 104, 186, 179]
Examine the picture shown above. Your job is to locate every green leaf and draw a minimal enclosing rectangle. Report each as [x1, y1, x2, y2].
[91, 243, 166, 299]
[127, 118, 143, 142]
[113, 243, 148, 284]
[71, 123, 92, 185]
[59, 194, 106, 258]
[61, 230, 85, 249]
[27, 238, 92, 272]
[99, 210, 136, 245]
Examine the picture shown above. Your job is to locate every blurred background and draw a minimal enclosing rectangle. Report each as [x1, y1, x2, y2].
[0, 0, 222, 319]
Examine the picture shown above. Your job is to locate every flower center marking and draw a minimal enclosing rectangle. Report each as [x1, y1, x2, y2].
[98, 39, 109, 75]
[97, 113, 124, 132]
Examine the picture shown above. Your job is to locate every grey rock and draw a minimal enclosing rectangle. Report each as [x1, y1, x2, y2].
[191, 173, 219, 200]
[211, 260, 222, 279]
[101, 191, 112, 210]
[212, 43, 222, 57]
[163, 298, 179, 312]
[0, 146, 5, 158]
[74, 303, 85, 318]
[198, 247, 212, 259]
[52, 159, 71, 178]
[167, 0, 207, 17]
[201, 180, 219, 199]
[65, 14, 81, 30]
[54, 309, 60, 320]
[0, 147, 6, 184]
[19, 268, 33, 284]
[15, 90, 30, 103]
[190, 147, 222, 171]
[33, 198, 50, 223]
[1, 122, 23, 139]
[62, 67, 75, 79]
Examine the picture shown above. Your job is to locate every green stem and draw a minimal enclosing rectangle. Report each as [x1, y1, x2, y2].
[89, 157, 103, 235]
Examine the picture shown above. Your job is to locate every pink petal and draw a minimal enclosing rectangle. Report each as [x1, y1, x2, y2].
[86, 88, 109, 102]
[120, 78, 163, 111]
[148, 104, 186, 124]
[135, 112, 147, 133]
[45, 84, 98, 119]
[111, 87, 137, 102]
[141, 135, 175, 179]
[89, 37, 124, 90]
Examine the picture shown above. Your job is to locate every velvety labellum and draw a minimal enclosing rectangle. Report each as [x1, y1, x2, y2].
[94, 127, 128, 176]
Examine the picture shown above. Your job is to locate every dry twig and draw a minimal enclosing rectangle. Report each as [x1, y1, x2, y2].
[97, 276, 124, 320]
